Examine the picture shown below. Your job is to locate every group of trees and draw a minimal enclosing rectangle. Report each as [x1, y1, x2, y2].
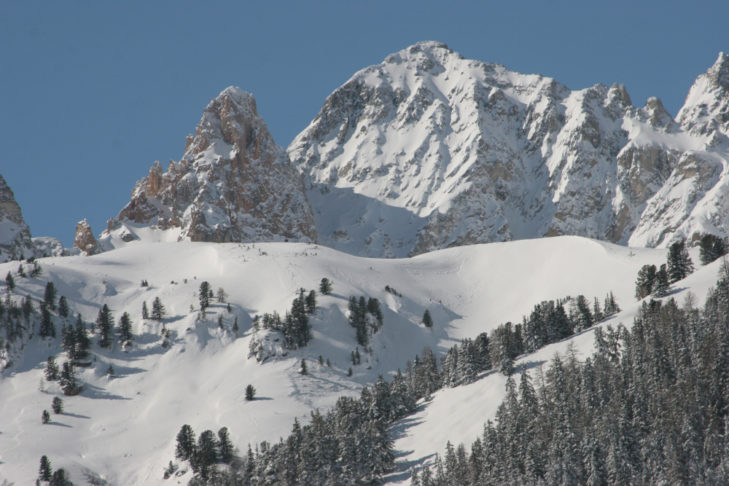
[413, 264, 729, 485]
[174, 425, 236, 480]
[635, 239, 695, 299]
[38, 455, 72, 485]
[45, 354, 81, 395]
[347, 295, 383, 347]
[253, 289, 315, 349]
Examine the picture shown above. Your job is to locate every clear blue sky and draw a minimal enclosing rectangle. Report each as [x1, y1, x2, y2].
[1, 1, 727, 246]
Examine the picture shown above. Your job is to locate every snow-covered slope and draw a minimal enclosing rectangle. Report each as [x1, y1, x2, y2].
[290, 43, 729, 256]
[0, 236, 669, 485]
[101, 87, 316, 249]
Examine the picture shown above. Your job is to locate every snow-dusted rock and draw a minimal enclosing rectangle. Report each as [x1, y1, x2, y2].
[104, 87, 316, 247]
[290, 43, 729, 255]
[0, 174, 34, 262]
[74, 218, 99, 255]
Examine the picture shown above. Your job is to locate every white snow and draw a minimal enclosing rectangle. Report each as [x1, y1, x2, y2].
[0, 236, 678, 485]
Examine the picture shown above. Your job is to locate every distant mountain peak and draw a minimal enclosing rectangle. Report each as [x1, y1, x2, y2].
[103, 88, 316, 248]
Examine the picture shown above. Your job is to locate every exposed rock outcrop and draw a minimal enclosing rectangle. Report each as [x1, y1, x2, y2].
[74, 219, 99, 255]
[0, 174, 34, 262]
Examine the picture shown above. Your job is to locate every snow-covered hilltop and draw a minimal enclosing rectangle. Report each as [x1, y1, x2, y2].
[101, 87, 316, 249]
[290, 42, 729, 256]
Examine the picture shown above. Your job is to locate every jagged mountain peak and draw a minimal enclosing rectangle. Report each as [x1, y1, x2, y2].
[103, 88, 316, 247]
[707, 51, 729, 88]
[677, 52, 729, 141]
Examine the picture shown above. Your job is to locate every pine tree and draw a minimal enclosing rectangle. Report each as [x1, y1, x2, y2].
[635, 264, 657, 300]
[245, 384, 256, 401]
[42, 409, 50, 424]
[175, 424, 197, 463]
[699, 233, 727, 265]
[217, 426, 234, 464]
[306, 289, 317, 314]
[319, 277, 332, 295]
[59, 361, 80, 395]
[45, 355, 59, 381]
[74, 314, 90, 359]
[119, 312, 133, 344]
[97, 304, 113, 348]
[58, 295, 69, 318]
[39, 303, 56, 338]
[61, 325, 77, 358]
[50, 468, 69, 486]
[52, 396, 63, 414]
[199, 281, 210, 311]
[654, 264, 670, 297]
[141, 301, 149, 320]
[44, 281, 57, 310]
[5, 271, 15, 291]
[39, 455, 53, 482]
[17, 263, 25, 277]
[667, 239, 694, 283]
[151, 297, 165, 322]
[196, 429, 218, 479]
[300, 359, 308, 375]
[422, 309, 433, 328]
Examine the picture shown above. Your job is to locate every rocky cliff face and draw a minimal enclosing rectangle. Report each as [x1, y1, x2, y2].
[103, 87, 316, 247]
[0, 174, 34, 262]
[74, 219, 99, 255]
[289, 43, 729, 256]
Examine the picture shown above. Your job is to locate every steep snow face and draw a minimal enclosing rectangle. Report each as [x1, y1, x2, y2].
[103, 87, 316, 248]
[0, 174, 34, 262]
[290, 42, 729, 255]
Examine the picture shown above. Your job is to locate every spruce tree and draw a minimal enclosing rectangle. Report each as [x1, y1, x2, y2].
[45, 355, 59, 381]
[42, 409, 50, 424]
[50, 468, 69, 486]
[58, 295, 69, 318]
[5, 271, 15, 291]
[196, 429, 218, 479]
[142, 301, 149, 320]
[654, 264, 670, 297]
[59, 361, 80, 395]
[74, 314, 90, 359]
[300, 359, 308, 375]
[635, 264, 657, 300]
[245, 384, 256, 401]
[119, 312, 133, 344]
[306, 289, 317, 314]
[151, 297, 165, 322]
[39, 303, 56, 338]
[97, 304, 113, 348]
[175, 424, 196, 462]
[319, 277, 332, 295]
[199, 281, 210, 311]
[39, 455, 53, 482]
[667, 239, 694, 282]
[699, 233, 727, 265]
[52, 396, 63, 414]
[217, 426, 234, 464]
[44, 281, 57, 310]
[422, 309, 433, 328]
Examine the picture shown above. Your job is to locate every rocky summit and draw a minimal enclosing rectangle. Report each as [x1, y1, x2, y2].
[290, 43, 729, 256]
[101, 87, 316, 248]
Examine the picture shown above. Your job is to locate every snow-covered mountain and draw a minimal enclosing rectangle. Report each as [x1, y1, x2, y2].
[100, 87, 316, 249]
[290, 42, 729, 256]
[0, 235, 670, 485]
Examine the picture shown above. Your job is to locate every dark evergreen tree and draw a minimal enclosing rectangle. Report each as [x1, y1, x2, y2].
[50, 468, 70, 486]
[22, 294, 33, 321]
[245, 384, 256, 401]
[42, 409, 50, 424]
[199, 281, 210, 311]
[300, 359, 308, 375]
[574, 295, 594, 330]
[44, 281, 57, 310]
[61, 325, 76, 358]
[151, 297, 165, 322]
[175, 424, 197, 462]
[39, 455, 53, 482]
[74, 314, 90, 360]
[196, 429, 218, 479]
[635, 264, 657, 300]
[96, 304, 113, 348]
[17, 263, 25, 277]
[52, 396, 63, 414]
[39, 303, 56, 338]
[45, 355, 59, 381]
[654, 264, 670, 297]
[141, 300, 149, 320]
[422, 309, 433, 328]
[667, 239, 694, 282]
[217, 426, 234, 464]
[59, 361, 80, 395]
[5, 271, 15, 291]
[306, 289, 317, 314]
[699, 233, 727, 265]
[119, 312, 133, 344]
[319, 277, 332, 295]
[58, 295, 69, 318]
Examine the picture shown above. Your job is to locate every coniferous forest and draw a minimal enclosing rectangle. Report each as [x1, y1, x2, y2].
[412, 263, 729, 486]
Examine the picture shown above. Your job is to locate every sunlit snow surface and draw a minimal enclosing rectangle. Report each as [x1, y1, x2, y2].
[0, 237, 715, 485]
